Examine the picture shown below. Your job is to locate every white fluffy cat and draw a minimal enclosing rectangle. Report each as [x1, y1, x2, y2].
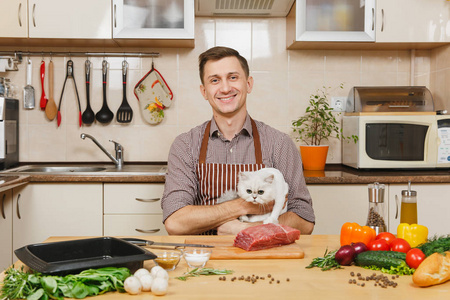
[217, 167, 289, 224]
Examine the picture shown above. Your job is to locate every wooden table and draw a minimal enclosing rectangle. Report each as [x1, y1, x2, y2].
[2, 235, 449, 299]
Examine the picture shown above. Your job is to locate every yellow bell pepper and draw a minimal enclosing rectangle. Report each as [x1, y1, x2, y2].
[397, 223, 428, 247]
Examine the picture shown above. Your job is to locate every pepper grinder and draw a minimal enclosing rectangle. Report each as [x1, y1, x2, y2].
[366, 182, 387, 234]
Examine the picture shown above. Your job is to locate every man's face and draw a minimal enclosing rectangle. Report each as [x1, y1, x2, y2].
[200, 56, 253, 117]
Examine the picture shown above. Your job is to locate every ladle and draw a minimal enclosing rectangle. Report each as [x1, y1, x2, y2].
[95, 60, 114, 123]
[81, 59, 95, 124]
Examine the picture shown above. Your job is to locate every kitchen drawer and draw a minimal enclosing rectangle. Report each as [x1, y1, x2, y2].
[104, 214, 167, 236]
[104, 183, 164, 214]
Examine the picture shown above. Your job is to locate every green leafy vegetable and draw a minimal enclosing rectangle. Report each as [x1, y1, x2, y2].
[361, 264, 415, 275]
[417, 235, 450, 257]
[306, 249, 343, 271]
[175, 268, 234, 281]
[0, 266, 131, 300]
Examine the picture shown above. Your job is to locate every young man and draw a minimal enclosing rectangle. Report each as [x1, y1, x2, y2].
[161, 46, 314, 235]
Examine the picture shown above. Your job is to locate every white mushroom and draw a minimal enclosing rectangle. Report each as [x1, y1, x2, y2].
[151, 277, 168, 296]
[139, 274, 154, 292]
[134, 268, 150, 279]
[124, 276, 142, 295]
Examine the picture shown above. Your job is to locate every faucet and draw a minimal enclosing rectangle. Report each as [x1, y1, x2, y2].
[80, 133, 123, 169]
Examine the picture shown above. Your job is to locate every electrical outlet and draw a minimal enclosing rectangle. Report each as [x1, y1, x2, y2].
[331, 97, 347, 112]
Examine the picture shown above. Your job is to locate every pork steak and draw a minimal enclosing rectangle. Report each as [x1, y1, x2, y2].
[233, 223, 301, 251]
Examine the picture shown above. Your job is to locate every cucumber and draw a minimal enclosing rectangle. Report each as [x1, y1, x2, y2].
[355, 251, 406, 269]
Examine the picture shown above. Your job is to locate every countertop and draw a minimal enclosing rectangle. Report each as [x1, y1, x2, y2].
[1, 235, 448, 299]
[1, 164, 450, 186]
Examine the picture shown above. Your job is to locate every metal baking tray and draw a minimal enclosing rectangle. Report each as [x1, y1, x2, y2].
[14, 237, 157, 275]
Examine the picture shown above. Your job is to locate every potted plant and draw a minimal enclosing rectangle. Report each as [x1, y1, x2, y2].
[292, 84, 357, 171]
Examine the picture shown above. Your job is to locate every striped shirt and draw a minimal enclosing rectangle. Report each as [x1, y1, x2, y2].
[161, 115, 315, 224]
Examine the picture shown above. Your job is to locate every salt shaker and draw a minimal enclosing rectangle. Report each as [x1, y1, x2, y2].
[366, 182, 387, 234]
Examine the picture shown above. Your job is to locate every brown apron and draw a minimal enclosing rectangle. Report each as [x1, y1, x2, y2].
[196, 118, 265, 235]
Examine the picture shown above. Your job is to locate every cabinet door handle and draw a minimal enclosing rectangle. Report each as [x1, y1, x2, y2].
[32, 4, 36, 27]
[135, 198, 160, 203]
[114, 4, 117, 28]
[18, 3, 22, 27]
[371, 8, 374, 31]
[381, 9, 384, 32]
[135, 228, 160, 234]
[16, 194, 21, 219]
[1, 194, 5, 219]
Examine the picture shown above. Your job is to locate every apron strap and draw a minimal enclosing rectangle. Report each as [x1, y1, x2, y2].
[198, 118, 263, 165]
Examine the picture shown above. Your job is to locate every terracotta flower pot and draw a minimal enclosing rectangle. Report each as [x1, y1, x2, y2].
[299, 145, 329, 171]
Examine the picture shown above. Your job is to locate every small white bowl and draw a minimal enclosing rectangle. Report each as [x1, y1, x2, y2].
[183, 248, 212, 268]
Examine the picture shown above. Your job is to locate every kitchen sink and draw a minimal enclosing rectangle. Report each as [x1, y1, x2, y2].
[4, 164, 168, 175]
[16, 166, 107, 173]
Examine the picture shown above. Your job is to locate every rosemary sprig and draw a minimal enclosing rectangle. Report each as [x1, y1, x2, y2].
[305, 249, 343, 271]
[175, 268, 234, 281]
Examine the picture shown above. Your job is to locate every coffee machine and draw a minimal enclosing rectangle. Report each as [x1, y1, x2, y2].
[0, 97, 19, 170]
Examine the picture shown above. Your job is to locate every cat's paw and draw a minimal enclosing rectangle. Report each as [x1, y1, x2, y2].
[263, 218, 279, 225]
[239, 215, 250, 222]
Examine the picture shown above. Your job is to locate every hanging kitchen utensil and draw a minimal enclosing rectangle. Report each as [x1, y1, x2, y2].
[116, 60, 133, 123]
[39, 60, 48, 110]
[57, 60, 82, 127]
[134, 61, 173, 124]
[23, 58, 35, 109]
[45, 60, 57, 120]
[81, 59, 95, 125]
[95, 60, 114, 123]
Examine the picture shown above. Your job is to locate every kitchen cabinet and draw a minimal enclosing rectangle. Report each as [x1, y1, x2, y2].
[12, 183, 103, 261]
[0, 190, 13, 272]
[388, 183, 450, 237]
[287, 0, 450, 49]
[112, 0, 194, 47]
[287, 0, 376, 44]
[308, 184, 369, 235]
[376, 0, 450, 43]
[0, 0, 28, 38]
[28, 0, 111, 39]
[103, 183, 168, 236]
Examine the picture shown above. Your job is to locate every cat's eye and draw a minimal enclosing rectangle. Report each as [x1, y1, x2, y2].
[258, 190, 264, 195]
[246, 189, 252, 194]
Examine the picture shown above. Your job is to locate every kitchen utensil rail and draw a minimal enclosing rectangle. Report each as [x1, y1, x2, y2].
[0, 51, 160, 62]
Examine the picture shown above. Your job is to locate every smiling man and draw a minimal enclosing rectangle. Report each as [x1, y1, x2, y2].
[161, 46, 315, 235]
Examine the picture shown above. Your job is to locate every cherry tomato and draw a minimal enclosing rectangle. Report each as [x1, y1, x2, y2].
[367, 239, 390, 251]
[390, 238, 411, 253]
[406, 248, 426, 269]
[375, 232, 396, 246]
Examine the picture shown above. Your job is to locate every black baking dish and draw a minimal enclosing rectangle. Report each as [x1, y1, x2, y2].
[14, 237, 157, 275]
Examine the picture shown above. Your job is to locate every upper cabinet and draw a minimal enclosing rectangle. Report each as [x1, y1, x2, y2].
[289, 0, 375, 42]
[28, 0, 111, 39]
[376, 0, 450, 43]
[288, 0, 450, 49]
[112, 0, 194, 47]
[0, 0, 28, 38]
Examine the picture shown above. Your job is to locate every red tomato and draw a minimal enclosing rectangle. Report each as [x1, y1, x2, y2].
[367, 239, 390, 251]
[390, 238, 411, 253]
[375, 232, 396, 246]
[406, 248, 426, 269]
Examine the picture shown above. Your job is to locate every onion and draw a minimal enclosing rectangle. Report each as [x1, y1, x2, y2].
[335, 245, 356, 266]
[351, 242, 368, 256]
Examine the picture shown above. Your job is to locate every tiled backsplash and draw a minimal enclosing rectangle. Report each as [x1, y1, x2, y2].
[2, 17, 449, 164]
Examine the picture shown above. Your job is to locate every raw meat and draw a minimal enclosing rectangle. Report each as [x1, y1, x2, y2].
[233, 223, 301, 251]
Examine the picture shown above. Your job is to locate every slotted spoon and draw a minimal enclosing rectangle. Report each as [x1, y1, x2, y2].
[116, 60, 133, 123]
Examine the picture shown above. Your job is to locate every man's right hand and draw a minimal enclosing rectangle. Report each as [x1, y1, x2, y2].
[237, 198, 275, 215]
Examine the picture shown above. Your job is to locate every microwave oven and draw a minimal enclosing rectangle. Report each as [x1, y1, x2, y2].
[342, 114, 450, 169]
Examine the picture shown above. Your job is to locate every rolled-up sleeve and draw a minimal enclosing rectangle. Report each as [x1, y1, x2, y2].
[273, 134, 315, 223]
[161, 133, 198, 223]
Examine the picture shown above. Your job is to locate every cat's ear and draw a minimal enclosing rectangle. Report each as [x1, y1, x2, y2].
[264, 174, 275, 184]
[239, 172, 249, 181]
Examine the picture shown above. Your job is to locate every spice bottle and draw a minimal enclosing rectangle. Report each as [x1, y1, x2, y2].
[399, 181, 418, 224]
[366, 182, 387, 234]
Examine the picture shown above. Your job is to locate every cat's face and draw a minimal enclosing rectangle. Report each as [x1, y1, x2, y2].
[237, 172, 275, 205]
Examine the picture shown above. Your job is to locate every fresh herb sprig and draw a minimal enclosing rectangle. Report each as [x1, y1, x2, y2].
[175, 268, 234, 281]
[417, 235, 450, 257]
[306, 249, 343, 271]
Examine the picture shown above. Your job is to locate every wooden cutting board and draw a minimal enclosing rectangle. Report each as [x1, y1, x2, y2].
[185, 236, 304, 259]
